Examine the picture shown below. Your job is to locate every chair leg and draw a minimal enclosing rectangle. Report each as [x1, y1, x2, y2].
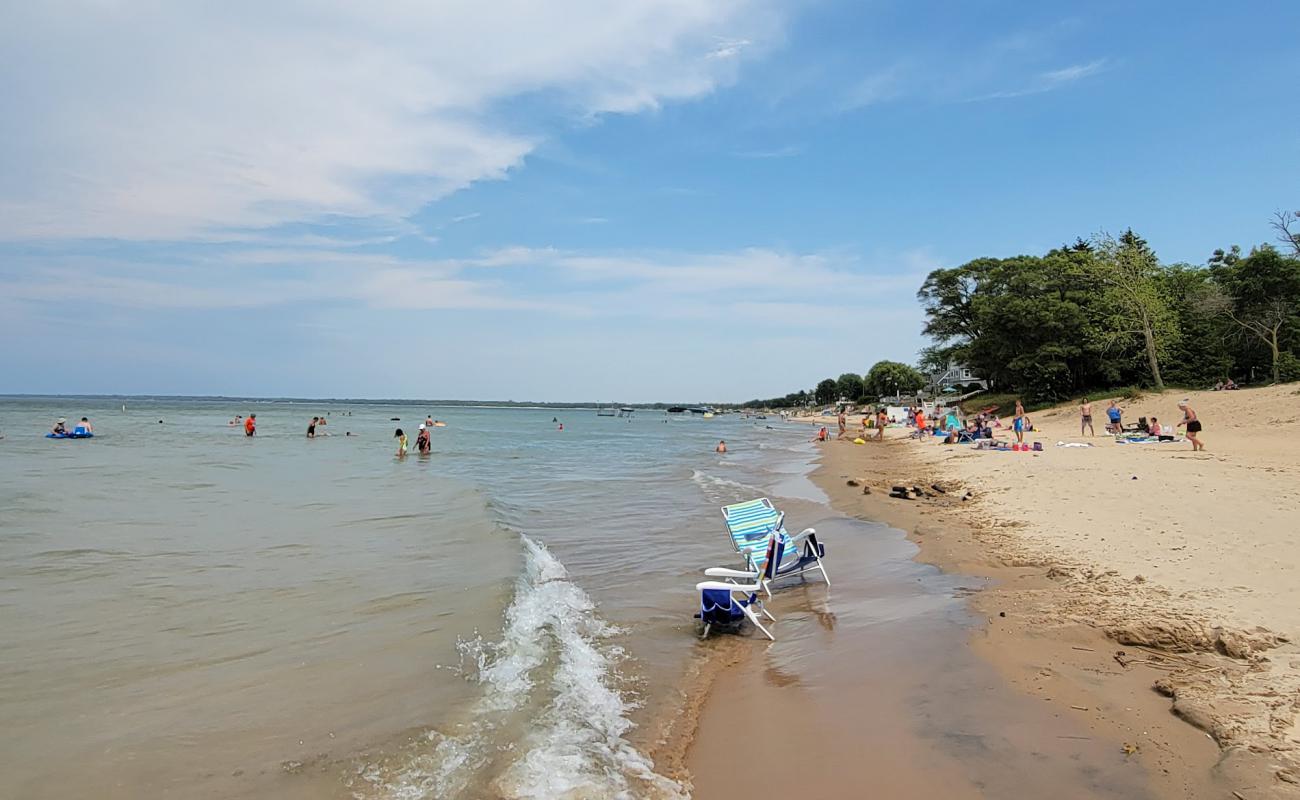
[742, 605, 775, 641]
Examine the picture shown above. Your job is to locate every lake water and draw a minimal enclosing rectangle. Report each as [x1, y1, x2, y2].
[0, 399, 820, 799]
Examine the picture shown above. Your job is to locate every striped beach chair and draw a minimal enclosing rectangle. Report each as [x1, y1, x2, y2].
[714, 498, 829, 596]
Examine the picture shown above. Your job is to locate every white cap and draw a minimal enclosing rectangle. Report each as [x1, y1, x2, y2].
[418, 424, 426, 430]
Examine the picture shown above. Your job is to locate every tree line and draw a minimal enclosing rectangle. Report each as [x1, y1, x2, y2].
[738, 211, 1300, 409]
[919, 212, 1300, 403]
[738, 360, 927, 409]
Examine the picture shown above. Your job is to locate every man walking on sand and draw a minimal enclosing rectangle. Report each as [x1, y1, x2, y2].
[1176, 400, 1205, 452]
[837, 408, 847, 439]
[1080, 397, 1094, 436]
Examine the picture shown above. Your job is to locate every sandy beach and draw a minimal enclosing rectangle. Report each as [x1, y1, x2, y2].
[697, 383, 1300, 798]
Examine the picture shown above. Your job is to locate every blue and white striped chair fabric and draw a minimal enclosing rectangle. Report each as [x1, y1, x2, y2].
[720, 497, 829, 587]
[720, 498, 796, 571]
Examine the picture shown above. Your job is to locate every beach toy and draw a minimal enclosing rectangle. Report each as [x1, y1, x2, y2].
[46, 431, 93, 439]
[853, 437, 866, 444]
[1032, 442, 1043, 451]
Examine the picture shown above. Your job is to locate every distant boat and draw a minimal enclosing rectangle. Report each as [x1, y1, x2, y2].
[666, 407, 686, 414]
[596, 406, 616, 417]
[618, 407, 635, 417]
[702, 412, 715, 419]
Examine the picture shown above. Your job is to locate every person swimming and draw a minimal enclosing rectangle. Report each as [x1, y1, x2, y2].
[716, 440, 727, 453]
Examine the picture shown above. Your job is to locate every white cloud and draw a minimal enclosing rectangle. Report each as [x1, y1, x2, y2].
[0, 1, 782, 240]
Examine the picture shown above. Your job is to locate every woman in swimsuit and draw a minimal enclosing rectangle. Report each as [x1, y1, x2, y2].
[394, 428, 408, 457]
[1175, 401, 1204, 451]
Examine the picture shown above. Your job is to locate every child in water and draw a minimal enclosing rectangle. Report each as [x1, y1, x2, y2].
[394, 428, 408, 456]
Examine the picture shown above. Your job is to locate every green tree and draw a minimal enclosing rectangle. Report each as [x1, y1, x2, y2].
[836, 373, 865, 402]
[865, 360, 926, 398]
[1092, 230, 1175, 391]
[814, 379, 838, 406]
[1158, 264, 1234, 386]
[1207, 244, 1300, 384]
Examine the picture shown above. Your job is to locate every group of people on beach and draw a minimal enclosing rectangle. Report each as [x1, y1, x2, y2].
[1080, 397, 1204, 450]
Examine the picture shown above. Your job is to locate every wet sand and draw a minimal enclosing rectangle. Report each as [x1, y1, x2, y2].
[676, 422, 1261, 799]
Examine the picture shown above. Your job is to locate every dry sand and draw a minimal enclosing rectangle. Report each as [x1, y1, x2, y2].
[806, 382, 1300, 797]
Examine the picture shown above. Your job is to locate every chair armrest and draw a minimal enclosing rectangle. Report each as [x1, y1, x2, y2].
[696, 580, 761, 593]
[787, 527, 816, 543]
[704, 567, 758, 579]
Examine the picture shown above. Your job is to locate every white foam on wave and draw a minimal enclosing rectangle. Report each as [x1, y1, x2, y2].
[363, 534, 685, 800]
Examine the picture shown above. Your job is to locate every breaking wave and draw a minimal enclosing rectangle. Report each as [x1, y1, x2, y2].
[354, 535, 685, 800]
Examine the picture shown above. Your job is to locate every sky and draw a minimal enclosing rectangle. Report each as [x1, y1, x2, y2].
[2, 1, 1297, 402]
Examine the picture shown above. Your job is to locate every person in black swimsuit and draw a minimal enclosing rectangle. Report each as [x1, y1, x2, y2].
[1176, 401, 1205, 451]
[307, 417, 317, 438]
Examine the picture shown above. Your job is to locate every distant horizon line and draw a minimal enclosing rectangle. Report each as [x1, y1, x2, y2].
[0, 393, 748, 409]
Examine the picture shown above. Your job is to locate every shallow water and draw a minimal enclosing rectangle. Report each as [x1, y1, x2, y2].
[0, 400, 815, 798]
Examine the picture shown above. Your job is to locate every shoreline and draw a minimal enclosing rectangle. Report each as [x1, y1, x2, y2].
[784, 383, 1300, 798]
[675, 383, 1300, 798]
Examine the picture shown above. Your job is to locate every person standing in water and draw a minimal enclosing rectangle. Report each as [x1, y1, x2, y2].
[1176, 400, 1205, 451]
[425, 415, 434, 428]
[244, 414, 256, 437]
[394, 428, 408, 457]
[307, 417, 318, 438]
[1079, 397, 1094, 437]
[715, 440, 727, 453]
[416, 424, 431, 454]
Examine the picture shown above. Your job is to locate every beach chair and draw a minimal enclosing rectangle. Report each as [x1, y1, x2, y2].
[715, 498, 829, 595]
[695, 536, 780, 640]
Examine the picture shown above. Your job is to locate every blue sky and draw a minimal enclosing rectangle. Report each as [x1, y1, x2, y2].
[2, 1, 1297, 401]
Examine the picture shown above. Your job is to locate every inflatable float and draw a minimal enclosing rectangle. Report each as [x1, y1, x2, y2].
[47, 431, 94, 439]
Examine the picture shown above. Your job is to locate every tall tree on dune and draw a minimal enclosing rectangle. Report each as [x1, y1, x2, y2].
[1206, 244, 1300, 384]
[1092, 230, 1174, 391]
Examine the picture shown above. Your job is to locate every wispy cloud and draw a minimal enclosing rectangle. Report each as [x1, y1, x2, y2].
[0, 243, 935, 327]
[841, 65, 905, 110]
[731, 144, 804, 159]
[967, 57, 1110, 101]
